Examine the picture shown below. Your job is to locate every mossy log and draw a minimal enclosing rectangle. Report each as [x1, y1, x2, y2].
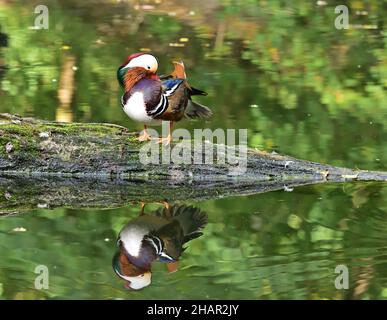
[0, 113, 385, 215]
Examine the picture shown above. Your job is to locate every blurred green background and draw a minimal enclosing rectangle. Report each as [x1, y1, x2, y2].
[0, 0, 386, 299]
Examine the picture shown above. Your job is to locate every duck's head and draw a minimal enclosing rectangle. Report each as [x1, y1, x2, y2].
[117, 53, 159, 87]
[125, 53, 158, 73]
[112, 251, 152, 290]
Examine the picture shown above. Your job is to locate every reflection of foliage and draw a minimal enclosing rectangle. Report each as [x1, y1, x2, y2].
[231, 1, 386, 122]
[0, 4, 60, 118]
[0, 31, 8, 47]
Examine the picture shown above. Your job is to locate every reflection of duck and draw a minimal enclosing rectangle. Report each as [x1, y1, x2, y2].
[113, 205, 208, 290]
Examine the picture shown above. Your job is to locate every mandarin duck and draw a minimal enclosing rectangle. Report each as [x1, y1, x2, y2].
[117, 53, 212, 144]
[113, 204, 208, 290]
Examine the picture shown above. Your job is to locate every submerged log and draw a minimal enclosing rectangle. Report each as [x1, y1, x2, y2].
[0, 113, 385, 215]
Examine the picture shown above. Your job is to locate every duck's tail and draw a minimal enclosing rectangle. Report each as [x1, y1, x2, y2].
[163, 59, 212, 120]
[156, 205, 208, 243]
[185, 100, 213, 120]
[189, 86, 208, 96]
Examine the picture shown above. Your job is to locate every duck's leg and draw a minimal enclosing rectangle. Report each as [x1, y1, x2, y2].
[160, 200, 172, 218]
[138, 125, 152, 142]
[162, 200, 170, 210]
[166, 261, 179, 273]
[156, 121, 173, 145]
[139, 202, 146, 216]
[139, 201, 168, 216]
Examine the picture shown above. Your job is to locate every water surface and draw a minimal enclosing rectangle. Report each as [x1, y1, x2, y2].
[0, 0, 386, 299]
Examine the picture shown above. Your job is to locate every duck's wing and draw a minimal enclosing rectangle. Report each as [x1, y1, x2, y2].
[155, 79, 187, 119]
[148, 205, 208, 262]
[159, 61, 212, 120]
[155, 205, 208, 243]
[161, 78, 185, 96]
[161, 60, 208, 96]
[147, 220, 184, 262]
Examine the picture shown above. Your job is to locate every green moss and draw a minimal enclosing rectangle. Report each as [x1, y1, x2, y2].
[0, 136, 20, 153]
[0, 124, 40, 157]
[38, 123, 125, 136]
[0, 123, 39, 136]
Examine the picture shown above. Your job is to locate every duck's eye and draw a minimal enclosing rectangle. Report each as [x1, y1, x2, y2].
[147, 66, 151, 69]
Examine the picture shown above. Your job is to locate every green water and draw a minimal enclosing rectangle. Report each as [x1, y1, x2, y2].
[0, 0, 386, 299]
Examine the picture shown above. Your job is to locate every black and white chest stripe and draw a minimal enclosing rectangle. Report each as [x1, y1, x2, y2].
[120, 91, 168, 118]
[144, 234, 174, 261]
[148, 94, 168, 117]
[121, 81, 182, 118]
[148, 81, 182, 117]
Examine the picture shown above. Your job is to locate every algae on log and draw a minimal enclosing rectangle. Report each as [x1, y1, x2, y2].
[0, 113, 386, 215]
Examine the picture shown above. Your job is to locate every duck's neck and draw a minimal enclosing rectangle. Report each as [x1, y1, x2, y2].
[123, 67, 159, 92]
